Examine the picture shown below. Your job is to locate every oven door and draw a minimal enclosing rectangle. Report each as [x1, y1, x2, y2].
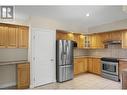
[102, 61, 118, 75]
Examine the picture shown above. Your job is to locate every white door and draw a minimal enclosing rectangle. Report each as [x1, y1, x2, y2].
[32, 28, 56, 87]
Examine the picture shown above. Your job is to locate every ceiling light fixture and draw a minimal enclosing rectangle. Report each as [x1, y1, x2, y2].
[86, 13, 90, 17]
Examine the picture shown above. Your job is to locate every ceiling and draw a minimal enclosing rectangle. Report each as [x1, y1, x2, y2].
[15, 6, 127, 28]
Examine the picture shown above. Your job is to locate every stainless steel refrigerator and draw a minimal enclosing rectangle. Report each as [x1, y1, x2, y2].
[56, 40, 74, 82]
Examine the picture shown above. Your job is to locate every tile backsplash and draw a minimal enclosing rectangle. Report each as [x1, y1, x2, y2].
[0, 48, 28, 61]
[74, 44, 127, 58]
[87, 44, 127, 58]
[74, 48, 88, 57]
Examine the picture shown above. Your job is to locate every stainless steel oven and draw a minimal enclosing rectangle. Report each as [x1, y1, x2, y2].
[101, 58, 119, 81]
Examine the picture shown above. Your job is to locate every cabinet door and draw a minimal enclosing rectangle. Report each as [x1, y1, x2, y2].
[66, 33, 74, 40]
[122, 31, 127, 48]
[7, 25, 18, 48]
[74, 58, 84, 75]
[96, 34, 104, 48]
[78, 58, 85, 73]
[92, 58, 101, 75]
[74, 34, 80, 48]
[101, 32, 110, 42]
[56, 32, 67, 40]
[18, 26, 29, 48]
[74, 59, 80, 75]
[88, 58, 93, 73]
[111, 31, 122, 41]
[91, 34, 97, 48]
[119, 61, 127, 81]
[0, 25, 7, 48]
[79, 35, 85, 48]
[17, 63, 30, 89]
[84, 58, 88, 72]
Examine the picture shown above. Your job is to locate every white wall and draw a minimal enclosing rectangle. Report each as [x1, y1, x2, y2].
[88, 18, 127, 33]
[29, 16, 88, 33]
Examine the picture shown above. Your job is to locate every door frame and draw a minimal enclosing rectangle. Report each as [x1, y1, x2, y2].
[30, 28, 56, 88]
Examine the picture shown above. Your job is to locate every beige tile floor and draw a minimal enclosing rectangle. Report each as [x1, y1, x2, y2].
[33, 73, 122, 90]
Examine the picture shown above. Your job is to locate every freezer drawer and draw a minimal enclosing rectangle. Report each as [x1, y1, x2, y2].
[57, 65, 73, 82]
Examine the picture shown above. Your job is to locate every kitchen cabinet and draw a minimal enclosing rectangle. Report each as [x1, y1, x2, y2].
[56, 31, 67, 40]
[0, 23, 29, 48]
[88, 57, 101, 75]
[89, 33, 103, 49]
[122, 69, 127, 89]
[74, 58, 84, 75]
[74, 34, 80, 48]
[100, 32, 111, 42]
[74, 57, 101, 75]
[74, 58, 88, 75]
[17, 63, 30, 89]
[111, 31, 122, 41]
[119, 60, 127, 81]
[92, 58, 101, 75]
[88, 57, 93, 73]
[7, 25, 18, 48]
[79, 34, 85, 48]
[84, 35, 92, 48]
[84, 58, 88, 72]
[96, 34, 104, 48]
[91, 34, 97, 48]
[0, 25, 7, 48]
[66, 33, 74, 40]
[18, 26, 29, 48]
[122, 31, 127, 48]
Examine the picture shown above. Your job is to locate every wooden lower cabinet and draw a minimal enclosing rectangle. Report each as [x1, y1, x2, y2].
[74, 57, 101, 75]
[74, 58, 88, 75]
[119, 61, 127, 81]
[17, 63, 30, 89]
[87, 57, 101, 75]
[74, 58, 84, 75]
[88, 58, 93, 73]
[84, 58, 88, 72]
[92, 58, 101, 75]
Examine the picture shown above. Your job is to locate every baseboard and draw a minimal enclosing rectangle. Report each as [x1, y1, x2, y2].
[0, 82, 16, 88]
[30, 79, 56, 89]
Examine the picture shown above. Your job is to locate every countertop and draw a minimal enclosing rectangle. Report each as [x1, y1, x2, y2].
[74, 56, 101, 59]
[74, 56, 127, 62]
[118, 59, 127, 62]
[0, 60, 29, 66]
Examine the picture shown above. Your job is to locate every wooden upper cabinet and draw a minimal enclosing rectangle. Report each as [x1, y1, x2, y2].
[18, 27, 29, 48]
[56, 32, 67, 40]
[96, 33, 104, 48]
[122, 31, 127, 48]
[66, 33, 74, 40]
[0, 25, 7, 48]
[7, 25, 18, 48]
[0, 23, 29, 48]
[91, 34, 97, 48]
[111, 31, 122, 41]
[74, 34, 80, 48]
[79, 34, 85, 48]
[100, 32, 110, 42]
